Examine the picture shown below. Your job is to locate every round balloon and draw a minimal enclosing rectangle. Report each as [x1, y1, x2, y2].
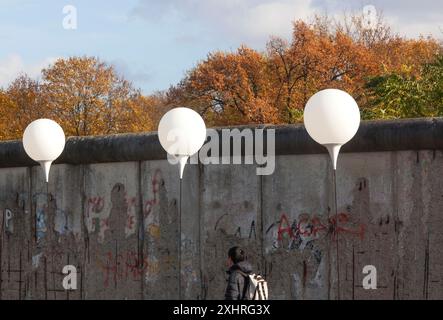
[304, 89, 360, 145]
[23, 119, 66, 162]
[158, 107, 207, 156]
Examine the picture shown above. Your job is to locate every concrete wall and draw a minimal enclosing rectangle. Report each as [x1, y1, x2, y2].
[1, 118, 443, 300]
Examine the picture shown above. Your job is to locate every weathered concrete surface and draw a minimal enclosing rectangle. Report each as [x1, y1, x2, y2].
[1, 118, 443, 300]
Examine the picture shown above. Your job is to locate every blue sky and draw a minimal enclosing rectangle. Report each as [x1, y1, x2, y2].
[0, 0, 442, 94]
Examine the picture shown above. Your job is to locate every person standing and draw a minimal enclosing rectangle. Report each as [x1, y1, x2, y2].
[224, 246, 253, 300]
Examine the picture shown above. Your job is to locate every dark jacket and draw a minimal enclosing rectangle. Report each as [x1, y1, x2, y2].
[224, 261, 253, 300]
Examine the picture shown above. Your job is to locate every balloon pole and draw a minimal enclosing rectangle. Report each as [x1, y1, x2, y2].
[46, 176, 50, 245]
[332, 167, 340, 300]
[324, 144, 341, 300]
[178, 176, 182, 300]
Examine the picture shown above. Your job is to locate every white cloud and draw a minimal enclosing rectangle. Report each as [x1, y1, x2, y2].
[234, 1, 314, 39]
[131, 0, 443, 45]
[310, 0, 443, 39]
[383, 13, 443, 39]
[0, 54, 58, 88]
[111, 59, 152, 84]
[0, 55, 23, 87]
[131, 0, 315, 45]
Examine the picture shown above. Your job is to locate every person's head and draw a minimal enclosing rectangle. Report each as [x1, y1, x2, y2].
[227, 246, 246, 265]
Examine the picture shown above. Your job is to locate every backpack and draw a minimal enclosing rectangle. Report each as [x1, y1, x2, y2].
[240, 272, 269, 300]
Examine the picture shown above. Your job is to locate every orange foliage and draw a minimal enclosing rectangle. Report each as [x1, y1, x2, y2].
[0, 57, 158, 140]
[0, 14, 441, 139]
[172, 16, 441, 125]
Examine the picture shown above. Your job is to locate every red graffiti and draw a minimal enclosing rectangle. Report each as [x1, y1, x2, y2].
[329, 213, 365, 240]
[85, 196, 108, 234]
[87, 197, 104, 215]
[277, 214, 294, 241]
[275, 212, 365, 243]
[127, 215, 135, 230]
[297, 214, 328, 238]
[87, 192, 138, 233]
[98, 249, 149, 287]
[100, 218, 109, 229]
[125, 196, 137, 231]
[144, 169, 163, 217]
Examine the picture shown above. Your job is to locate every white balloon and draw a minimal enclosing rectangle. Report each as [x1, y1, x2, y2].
[158, 107, 206, 178]
[304, 89, 360, 145]
[23, 119, 66, 182]
[304, 89, 360, 169]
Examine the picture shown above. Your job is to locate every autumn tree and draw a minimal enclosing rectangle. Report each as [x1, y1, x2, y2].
[171, 13, 441, 126]
[175, 46, 276, 126]
[2, 75, 48, 138]
[42, 56, 142, 136]
[0, 14, 441, 141]
[0, 57, 163, 140]
[266, 20, 380, 122]
[0, 75, 49, 140]
[174, 19, 382, 125]
[0, 90, 15, 139]
[126, 91, 172, 133]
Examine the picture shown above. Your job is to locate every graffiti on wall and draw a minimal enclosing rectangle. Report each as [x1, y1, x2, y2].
[2, 191, 79, 244]
[96, 249, 149, 288]
[85, 187, 138, 242]
[85, 196, 107, 241]
[201, 207, 365, 299]
[33, 193, 49, 243]
[125, 196, 137, 237]
[85, 169, 173, 289]
[3, 209, 13, 234]
[267, 212, 365, 251]
[143, 169, 163, 239]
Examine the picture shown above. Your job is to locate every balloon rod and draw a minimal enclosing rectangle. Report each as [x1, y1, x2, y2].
[177, 155, 189, 179]
[39, 160, 52, 183]
[325, 144, 341, 171]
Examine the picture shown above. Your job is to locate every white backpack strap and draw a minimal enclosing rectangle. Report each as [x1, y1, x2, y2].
[262, 281, 268, 300]
[258, 281, 265, 300]
[248, 274, 258, 300]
